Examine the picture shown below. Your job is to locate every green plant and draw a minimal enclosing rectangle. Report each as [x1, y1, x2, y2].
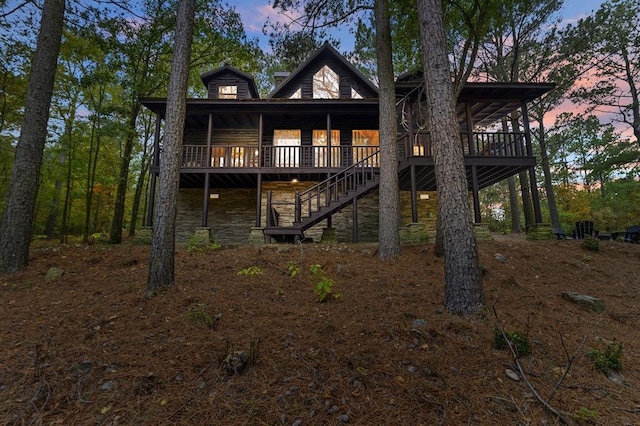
[285, 261, 300, 278]
[574, 407, 598, 421]
[186, 304, 219, 329]
[310, 264, 340, 302]
[582, 237, 599, 252]
[493, 327, 531, 357]
[587, 339, 623, 373]
[237, 266, 264, 277]
[187, 235, 221, 253]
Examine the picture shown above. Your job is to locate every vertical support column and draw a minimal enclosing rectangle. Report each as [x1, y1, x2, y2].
[326, 112, 332, 167]
[206, 113, 213, 166]
[466, 102, 475, 155]
[256, 113, 263, 226]
[521, 102, 543, 223]
[202, 113, 214, 227]
[407, 101, 414, 160]
[410, 164, 418, 222]
[471, 165, 481, 223]
[202, 173, 210, 227]
[256, 173, 262, 227]
[146, 113, 162, 227]
[352, 197, 358, 243]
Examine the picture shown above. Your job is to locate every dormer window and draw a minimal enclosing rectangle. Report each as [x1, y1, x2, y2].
[313, 65, 339, 99]
[218, 85, 237, 99]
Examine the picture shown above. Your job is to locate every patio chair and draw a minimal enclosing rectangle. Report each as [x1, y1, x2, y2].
[573, 221, 597, 239]
[624, 225, 640, 243]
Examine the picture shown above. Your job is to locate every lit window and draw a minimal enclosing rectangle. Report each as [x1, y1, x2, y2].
[218, 85, 237, 99]
[313, 130, 340, 167]
[352, 130, 379, 166]
[273, 130, 301, 167]
[289, 88, 301, 99]
[351, 87, 363, 99]
[313, 65, 339, 99]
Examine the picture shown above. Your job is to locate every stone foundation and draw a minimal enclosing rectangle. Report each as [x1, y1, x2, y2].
[248, 227, 265, 245]
[474, 223, 494, 241]
[320, 227, 337, 243]
[132, 227, 153, 245]
[191, 227, 212, 244]
[399, 223, 429, 244]
[526, 223, 554, 240]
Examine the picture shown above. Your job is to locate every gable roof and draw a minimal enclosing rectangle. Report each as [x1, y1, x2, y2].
[200, 64, 260, 99]
[267, 41, 378, 99]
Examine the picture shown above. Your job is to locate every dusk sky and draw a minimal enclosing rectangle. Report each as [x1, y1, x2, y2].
[230, 0, 607, 52]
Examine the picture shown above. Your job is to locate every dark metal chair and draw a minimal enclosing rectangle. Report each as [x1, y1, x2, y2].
[573, 221, 596, 239]
[624, 225, 640, 243]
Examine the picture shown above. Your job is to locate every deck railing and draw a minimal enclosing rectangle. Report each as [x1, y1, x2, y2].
[180, 131, 527, 169]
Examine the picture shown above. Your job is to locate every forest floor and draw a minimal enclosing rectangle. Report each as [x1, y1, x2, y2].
[1, 235, 639, 425]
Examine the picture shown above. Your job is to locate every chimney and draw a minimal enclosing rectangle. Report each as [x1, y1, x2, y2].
[274, 71, 290, 87]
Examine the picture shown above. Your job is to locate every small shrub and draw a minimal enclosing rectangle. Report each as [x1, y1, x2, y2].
[493, 327, 531, 357]
[310, 264, 340, 302]
[186, 304, 219, 330]
[237, 266, 264, 277]
[582, 238, 599, 252]
[587, 339, 623, 373]
[574, 407, 598, 421]
[187, 235, 221, 253]
[286, 261, 300, 278]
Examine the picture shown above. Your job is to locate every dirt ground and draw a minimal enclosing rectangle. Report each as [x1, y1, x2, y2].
[1, 236, 639, 425]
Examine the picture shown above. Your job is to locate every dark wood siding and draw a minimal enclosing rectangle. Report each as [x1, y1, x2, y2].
[273, 51, 377, 100]
[206, 70, 255, 99]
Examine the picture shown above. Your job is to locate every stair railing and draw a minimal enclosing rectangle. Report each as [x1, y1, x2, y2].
[295, 149, 380, 223]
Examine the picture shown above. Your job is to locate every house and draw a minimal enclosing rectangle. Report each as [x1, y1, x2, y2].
[140, 42, 554, 245]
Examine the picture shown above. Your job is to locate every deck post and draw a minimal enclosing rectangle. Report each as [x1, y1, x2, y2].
[145, 113, 162, 227]
[407, 101, 414, 160]
[256, 173, 262, 226]
[202, 173, 210, 227]
[521, 102, 543, 223]
[466, 102, 475, 155]
[410, 164, 418, 222]
[471, 165, 481, 223]
[326, 113, 331, 167]
[206, 113, 213, 166]
[352, 196, 358, 243]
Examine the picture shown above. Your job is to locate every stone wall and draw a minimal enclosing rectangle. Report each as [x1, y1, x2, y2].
[176, 184, 441, 245]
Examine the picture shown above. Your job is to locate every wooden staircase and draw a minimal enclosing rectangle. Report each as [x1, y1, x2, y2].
[264, 151, 381, 242]
[264, 149, 410, 242]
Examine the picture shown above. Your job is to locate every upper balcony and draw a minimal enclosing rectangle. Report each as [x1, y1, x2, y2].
[179, 130, 528, 170]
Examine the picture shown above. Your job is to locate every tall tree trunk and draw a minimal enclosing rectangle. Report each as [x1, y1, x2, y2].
[536, 119, 560, 229]
[507, 177, 521, 233]
[417, 0, 484, 315]
[519, 171, 534, 229]
[375, 0, 401, 259]
[129, 114, 153, 236]
[145, 0, 196, 297]
[501, 118, 521, 233]
[0, 0, 65, 273]
[83, 111, 102, 243]
[45, 178, 62, 238]
[109, 103, 140, 244]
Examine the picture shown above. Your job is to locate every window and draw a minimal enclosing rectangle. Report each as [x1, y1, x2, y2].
[352, 130, 379, 166]
[313, 130, 340, 167]
[351, 87, 363, 99]
[273, 130, 301, 167]
[313, 65, 339, 99]
[289, 88, 301, 99]
[218, 85, 237, 99]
